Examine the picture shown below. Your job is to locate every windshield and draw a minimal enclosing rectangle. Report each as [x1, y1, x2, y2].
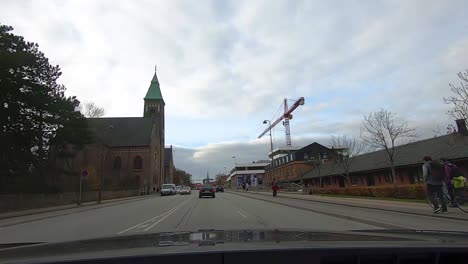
[1, 0, 468, 258]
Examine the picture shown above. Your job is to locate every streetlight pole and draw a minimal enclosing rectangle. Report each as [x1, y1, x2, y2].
[263, 120, 274, 160]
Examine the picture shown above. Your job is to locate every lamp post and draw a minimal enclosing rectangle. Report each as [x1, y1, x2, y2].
[263, 120, 274, 160]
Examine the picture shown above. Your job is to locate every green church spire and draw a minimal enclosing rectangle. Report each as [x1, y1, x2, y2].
[144, 67, 164, 101]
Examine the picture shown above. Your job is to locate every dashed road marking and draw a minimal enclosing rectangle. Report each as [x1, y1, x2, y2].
[237, 210, 247, 218]
[117, 199, 191, 234]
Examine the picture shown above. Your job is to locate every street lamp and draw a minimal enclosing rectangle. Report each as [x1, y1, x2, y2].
[263, 120, 274, 159]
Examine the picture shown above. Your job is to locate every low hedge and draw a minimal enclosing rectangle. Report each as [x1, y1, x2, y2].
[309, 184, 426, 199]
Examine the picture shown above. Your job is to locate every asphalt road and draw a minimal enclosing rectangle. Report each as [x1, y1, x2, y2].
[1, 191, 467, 244]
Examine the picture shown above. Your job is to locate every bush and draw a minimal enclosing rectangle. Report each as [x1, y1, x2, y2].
[309, 184, 426, 199]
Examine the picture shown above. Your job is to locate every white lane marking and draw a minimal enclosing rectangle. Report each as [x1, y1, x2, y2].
[237, 210, 247, 218]
[117, 199, 190, 234]
[143, 199, 191, 231]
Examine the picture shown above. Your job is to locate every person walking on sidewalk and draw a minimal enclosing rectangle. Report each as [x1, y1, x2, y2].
[272, 178, 279, 198]
[423, 156, 447, 213]
[441, 158, 459, 207]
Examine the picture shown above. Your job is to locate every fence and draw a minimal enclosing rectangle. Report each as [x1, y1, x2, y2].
[0, 190, 140, 213]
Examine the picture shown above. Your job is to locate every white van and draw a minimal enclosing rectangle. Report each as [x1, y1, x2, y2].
[161, 184, 176, 196]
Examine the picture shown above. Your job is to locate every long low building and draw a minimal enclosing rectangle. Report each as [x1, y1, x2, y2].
[303, 120, 468, 188]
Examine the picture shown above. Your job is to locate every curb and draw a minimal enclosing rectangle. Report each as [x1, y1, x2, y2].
[0, 195, 157, 226]
[227, 190, 468, 222]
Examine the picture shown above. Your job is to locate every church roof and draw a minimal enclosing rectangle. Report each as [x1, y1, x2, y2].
[164, 147, 173, 167]
[87, 117, 158, 147]
[144, 72, 164, 101]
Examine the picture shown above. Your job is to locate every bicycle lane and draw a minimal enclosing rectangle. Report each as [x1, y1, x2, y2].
[229, 191, 468, 232]
[239, 191, 468, 221]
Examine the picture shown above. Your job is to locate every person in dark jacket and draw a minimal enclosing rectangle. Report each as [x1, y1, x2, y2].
[272, 178, 279, 198]
[423, 156, 447, 213]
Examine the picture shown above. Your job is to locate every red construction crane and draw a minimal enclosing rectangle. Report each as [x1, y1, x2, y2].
[258, 97, 305, 147]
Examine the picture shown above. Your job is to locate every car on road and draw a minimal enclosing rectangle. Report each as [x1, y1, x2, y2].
[179, 186, 191, 195]
[175, 186, 181, 194]
[216, 185, 224, 192]
[199, 185, 215, 198]
[161, 184, 176, 196]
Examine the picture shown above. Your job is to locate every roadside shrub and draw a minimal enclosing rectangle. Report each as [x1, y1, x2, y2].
[309, 184, 426, 199]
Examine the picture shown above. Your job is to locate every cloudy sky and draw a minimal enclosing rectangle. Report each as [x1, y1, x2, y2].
[2, 0, 467, 180]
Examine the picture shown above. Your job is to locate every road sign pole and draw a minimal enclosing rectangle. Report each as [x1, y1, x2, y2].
[78, 174, 83, 205]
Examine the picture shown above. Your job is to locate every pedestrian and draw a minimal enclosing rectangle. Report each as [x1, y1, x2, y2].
[441, 158, 459, 206]
[423, 156, 447, 213]
[272, 178, 279, 198]
[246, 182, 249, 191]
[153, 187, 156, 194]
[242, 182, 246, 191]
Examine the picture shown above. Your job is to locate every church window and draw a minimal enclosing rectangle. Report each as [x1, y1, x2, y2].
[113, 157, 122, 169]
[134, 156, 143, 170]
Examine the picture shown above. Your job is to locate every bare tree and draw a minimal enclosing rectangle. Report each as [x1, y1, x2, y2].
[331, 135, 365, 185]
[361, 109, 416, 182]
[80, 102, 105, 118]
[443, 70, 468, 123]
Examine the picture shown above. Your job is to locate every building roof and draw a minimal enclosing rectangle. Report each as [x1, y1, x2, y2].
[164, 147, 173, 167]
[144, 72, 164, 101]
[304, 133, 468, 179]
[87, 117, 157, 147]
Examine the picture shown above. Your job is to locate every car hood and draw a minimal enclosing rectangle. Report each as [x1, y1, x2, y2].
[1, 229, 468, 262]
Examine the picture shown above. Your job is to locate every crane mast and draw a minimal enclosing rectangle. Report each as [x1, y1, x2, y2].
[258, 97, 305, 147]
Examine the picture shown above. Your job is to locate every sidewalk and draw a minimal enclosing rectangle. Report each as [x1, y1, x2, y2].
[229, 190, 468, 221]
[0, 194, 157, 227]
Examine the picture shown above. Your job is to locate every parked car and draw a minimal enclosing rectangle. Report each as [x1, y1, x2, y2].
[179, 186, 191, 195]
[161, 184, 176, 196]
[216, 185, 224, 192]
[199, 185, 215, 198]
[175, 186, 181, 194]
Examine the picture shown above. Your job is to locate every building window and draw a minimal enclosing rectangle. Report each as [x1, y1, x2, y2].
[134, 156, 143, 170]
[304, 153, 309, 160]
[351, 175, 358, 184]
[321, 153, 328, 159]
[113, 157, 122, 169]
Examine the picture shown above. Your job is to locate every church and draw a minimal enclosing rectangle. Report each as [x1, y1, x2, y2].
[50, 70, 174, 193]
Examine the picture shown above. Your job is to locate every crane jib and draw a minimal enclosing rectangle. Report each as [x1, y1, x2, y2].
[258, 97, 305, 141]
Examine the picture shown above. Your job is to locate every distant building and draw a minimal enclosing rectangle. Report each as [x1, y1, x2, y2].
[268, 146, 301, 160]
[228, 161, 270, 189]
[50, 70, 171, 193]
[264, 142, 336, 185]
